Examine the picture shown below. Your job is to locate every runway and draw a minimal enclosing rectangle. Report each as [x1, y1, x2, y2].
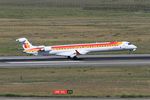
[0, 54, 150, 68]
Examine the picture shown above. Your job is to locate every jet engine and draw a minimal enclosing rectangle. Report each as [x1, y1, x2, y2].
[41, 47, 51, 52]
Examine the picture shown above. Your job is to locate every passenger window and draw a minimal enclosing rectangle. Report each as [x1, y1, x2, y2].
[128, 43, 132, 45]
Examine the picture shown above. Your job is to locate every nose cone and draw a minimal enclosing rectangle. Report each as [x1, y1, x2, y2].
[132, 45, 137, 51]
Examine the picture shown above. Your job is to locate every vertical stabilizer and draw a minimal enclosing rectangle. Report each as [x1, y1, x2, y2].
[16, 38, 33, 50]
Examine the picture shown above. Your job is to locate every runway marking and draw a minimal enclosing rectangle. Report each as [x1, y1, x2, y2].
[6, 60, 150, 65]
[7, 61, 81, 64]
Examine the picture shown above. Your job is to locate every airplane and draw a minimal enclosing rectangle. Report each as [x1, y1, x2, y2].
[16, 37, 137, 60]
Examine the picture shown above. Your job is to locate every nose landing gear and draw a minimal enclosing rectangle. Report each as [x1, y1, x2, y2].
[128, 49, 134, 54]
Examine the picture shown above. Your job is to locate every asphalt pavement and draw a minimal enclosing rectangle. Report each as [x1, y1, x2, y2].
[0, 54, 150, 68]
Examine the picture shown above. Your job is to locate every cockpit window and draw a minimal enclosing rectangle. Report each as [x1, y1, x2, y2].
[128, 42, 132, 45]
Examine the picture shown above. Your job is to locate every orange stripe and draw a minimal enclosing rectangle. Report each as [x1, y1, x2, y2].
[52, 42, 122, 50]
[24, 43, 30, 48]
[24, 48, 41, 52]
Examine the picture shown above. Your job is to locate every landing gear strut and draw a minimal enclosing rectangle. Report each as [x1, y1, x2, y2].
[129, 50, 132, 54]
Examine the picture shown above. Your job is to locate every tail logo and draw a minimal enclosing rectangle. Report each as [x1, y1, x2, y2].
[23, 42, 30, 49]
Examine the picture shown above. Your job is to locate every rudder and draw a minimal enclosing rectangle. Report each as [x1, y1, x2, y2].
[16, 38, 33, 50]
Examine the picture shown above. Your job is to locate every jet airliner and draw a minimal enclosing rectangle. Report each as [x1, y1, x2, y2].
[16, 38, 137, 59]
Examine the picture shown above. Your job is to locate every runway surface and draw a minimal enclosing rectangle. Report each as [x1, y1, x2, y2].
[0, 54, 150, 68]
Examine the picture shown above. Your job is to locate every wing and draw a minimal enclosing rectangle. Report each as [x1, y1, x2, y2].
[56, 50, 89, 57]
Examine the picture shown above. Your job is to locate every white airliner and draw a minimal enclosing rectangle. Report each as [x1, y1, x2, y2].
[16, 38, 137, 59]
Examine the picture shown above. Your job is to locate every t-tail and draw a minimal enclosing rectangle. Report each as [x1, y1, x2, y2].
[16, 38, 34, 50]
[16, 37, 50, 56]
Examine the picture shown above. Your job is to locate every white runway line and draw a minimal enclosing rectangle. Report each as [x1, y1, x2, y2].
[7, 61, 81, 64]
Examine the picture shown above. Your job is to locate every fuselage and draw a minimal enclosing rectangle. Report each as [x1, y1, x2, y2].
[25, 41, 137, 55]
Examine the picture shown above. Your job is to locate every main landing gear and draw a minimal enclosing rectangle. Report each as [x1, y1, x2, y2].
[67, 56, 78, 60]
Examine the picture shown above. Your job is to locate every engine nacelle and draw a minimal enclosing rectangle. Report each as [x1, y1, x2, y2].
[42, 47, 51, 52]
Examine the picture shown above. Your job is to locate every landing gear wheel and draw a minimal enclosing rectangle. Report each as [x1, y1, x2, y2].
[67, 56, 71, 59]
[73, 56, 78, 60]
[67, 56, 79, 60]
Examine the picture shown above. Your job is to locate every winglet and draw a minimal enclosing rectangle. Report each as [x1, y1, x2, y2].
[75, 50, 80, 55]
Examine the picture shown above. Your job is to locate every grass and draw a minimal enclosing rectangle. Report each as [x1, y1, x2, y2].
[0, 66, 149, 97]
[0, 0, 150, 55]
[0, 14, 150, 55]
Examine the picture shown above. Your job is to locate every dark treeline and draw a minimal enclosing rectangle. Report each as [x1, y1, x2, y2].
[0, 0, 150, 11]
[83, 4, 150, 11]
